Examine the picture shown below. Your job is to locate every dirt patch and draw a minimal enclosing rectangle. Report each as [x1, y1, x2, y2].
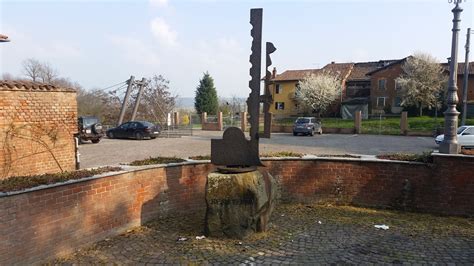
[128, 156, 186, 166]
[377, 152, 433, 163]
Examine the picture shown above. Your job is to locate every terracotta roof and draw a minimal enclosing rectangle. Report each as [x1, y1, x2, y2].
[321, 62, 354, 78]
[272, 69, 321, 81]
[272, 62, 354, 82]
[0, 80, 76, 92]
[347, 60, 399, 80]
[366, 58, 409, 75]
[441, 62, 474, 75]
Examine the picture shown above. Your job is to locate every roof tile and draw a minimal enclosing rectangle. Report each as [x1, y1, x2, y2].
[0, 80, 76, 92]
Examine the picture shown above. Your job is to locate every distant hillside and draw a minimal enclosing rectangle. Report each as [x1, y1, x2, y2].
[176, 97, 195, 109]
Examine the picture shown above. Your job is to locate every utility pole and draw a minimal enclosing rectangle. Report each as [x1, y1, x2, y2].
[440, 1, 462, 154]
[461, 28, 471, 126]
[117, 75, 135, 126]
[131, 78, 147, 121]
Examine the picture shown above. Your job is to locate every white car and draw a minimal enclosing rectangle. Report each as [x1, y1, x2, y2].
[435, 126, 474, 148]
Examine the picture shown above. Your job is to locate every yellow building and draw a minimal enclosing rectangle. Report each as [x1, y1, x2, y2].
[270, 63, 354, 118]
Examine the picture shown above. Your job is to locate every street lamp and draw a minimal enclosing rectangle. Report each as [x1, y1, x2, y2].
[461, 27, 473, 126]
[440, 0, 463, 154]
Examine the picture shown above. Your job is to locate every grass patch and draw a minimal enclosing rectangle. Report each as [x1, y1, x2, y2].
[274, 116, 474, 135]
[377, 151, 433, 163]
[128, 156, 186, 166]
[261, 151, 303, 158]
[0, 167, 122, 193]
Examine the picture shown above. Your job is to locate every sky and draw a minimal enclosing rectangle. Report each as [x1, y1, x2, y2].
[0, 0, 473, 98]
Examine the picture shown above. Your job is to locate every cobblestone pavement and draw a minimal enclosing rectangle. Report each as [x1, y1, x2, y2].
[53, 204, 474, 265]
[79, 130, 436, 168]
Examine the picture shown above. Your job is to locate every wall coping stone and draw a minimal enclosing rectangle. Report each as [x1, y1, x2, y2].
[431, 151, 474, 158]
[0, 160, 211, 198]
[0, 156, 431, 198]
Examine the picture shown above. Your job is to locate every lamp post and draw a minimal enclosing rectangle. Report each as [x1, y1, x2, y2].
[461, 27, 472, 126]
[440, 0, 463, 154]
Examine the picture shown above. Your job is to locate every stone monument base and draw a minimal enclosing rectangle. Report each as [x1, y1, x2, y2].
[205, 170, 277, 239]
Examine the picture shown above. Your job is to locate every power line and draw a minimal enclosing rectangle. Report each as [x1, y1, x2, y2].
[97, 80, 127, 92]
[108, 84, 128, 94]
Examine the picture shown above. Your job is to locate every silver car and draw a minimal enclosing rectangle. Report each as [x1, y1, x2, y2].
[435, 125, 474, 148]
[293, 117, 322, 136]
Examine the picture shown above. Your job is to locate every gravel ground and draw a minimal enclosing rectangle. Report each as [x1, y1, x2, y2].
[52, 203, 474, 265]
[79, 130, 437, 168]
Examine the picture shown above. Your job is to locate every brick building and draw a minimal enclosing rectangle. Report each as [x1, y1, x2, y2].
[0, 81, 77, 179]
[272, 58, 474, 116]
[367, 58, 407, 114]
[369, 59, 474, 115]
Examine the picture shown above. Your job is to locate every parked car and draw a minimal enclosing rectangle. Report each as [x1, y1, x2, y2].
[435, 125, 474, 148]
[106, 121, 161, 140]
[293, 117, 322, 136]
[77, 116, 104, 144]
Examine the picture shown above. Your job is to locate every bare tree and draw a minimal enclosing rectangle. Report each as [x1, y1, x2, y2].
[295, 71, 341, 117]
[2, 73, 16, 80]
[218, 97, 231, 116]
[135, 75, 177, 125]
[396, 53, 448, 116]
[39, 62, 58, 84]
[22, 58, 43, 82]
[229, 95, 245, 116]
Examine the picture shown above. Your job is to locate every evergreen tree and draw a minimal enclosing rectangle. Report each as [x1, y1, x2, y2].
[194, 72, 218, 115]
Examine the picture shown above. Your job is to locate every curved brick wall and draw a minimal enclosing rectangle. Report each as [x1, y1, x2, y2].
[1, 155, 473, 264]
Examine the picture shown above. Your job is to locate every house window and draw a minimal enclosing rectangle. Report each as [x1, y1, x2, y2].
[378, 79, 386, 90]
[377, 97, 386, 107]
[394, 97, 402, 107]
[275, 84, 282, 94]
[275, 102, 285, 110]
[395, 80, 402, 90]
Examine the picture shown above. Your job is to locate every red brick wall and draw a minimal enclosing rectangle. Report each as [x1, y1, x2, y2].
[264, 155, 474, 215]
[0, 163, 213, 265]
[1, 156, 473, 264]
[0, 89, 77, 179]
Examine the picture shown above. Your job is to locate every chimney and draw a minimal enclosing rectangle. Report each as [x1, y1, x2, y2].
[272, 67, 277, 79]
[331, 61, 335, 64]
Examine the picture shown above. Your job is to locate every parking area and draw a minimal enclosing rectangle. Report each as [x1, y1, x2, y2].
[78, 130, 437, 169]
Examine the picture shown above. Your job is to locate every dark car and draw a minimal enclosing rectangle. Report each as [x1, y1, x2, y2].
[77, 116, 104, 144]
[293, 117, 322, 136]
[106, 121, 161, 140]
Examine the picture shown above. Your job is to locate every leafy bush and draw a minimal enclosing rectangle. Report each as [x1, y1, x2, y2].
[0, 167, 122, 193]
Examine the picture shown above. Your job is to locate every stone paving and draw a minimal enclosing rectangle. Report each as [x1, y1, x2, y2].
[53, 204, 474, 265]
